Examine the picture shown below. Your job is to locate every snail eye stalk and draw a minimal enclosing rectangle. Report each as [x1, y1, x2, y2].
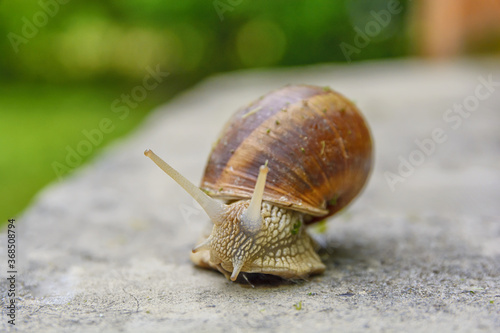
[144, 149, 226, 226]
[240, 162, 269, 234]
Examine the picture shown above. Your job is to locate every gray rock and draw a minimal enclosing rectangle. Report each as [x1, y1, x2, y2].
[2, 59, 500, 332]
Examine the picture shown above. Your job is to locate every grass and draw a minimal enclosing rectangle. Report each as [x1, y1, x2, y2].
[0, 80, 172, 227]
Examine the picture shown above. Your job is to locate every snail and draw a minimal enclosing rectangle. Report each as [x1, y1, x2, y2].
[145, 84, 373, 281]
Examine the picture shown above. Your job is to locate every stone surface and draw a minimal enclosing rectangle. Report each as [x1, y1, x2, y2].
[1, 59, 500, 332]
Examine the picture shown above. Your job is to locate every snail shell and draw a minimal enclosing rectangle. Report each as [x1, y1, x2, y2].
[202, 85, 372, 223]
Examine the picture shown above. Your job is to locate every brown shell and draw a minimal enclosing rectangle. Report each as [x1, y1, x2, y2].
[201, 85, 373, 224]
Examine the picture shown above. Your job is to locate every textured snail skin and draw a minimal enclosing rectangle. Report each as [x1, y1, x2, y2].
[191, 201, 325, 279]
[191, 85, 373, 280]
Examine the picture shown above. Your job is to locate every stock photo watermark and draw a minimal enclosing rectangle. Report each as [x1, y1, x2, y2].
[7, 0, 71, 53]
[384, 74, 499, 192]
[51, 65, 169, 179]
[6, 218, 17, 326]
[340, 0, 404, 63]
[213, 0, 243, 21]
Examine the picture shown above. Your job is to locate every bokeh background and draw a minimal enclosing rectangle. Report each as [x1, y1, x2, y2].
[1, 0, 499, 221]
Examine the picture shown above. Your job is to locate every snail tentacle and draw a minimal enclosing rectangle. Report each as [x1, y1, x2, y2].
[144, 149, 226, 225]
[240, 163, 269, 235]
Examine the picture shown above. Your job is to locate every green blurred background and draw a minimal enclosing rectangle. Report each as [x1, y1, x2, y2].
[1, 0, 499, 221]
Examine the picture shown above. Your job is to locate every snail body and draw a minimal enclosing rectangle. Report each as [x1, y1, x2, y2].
[145, 85, 373, 281]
